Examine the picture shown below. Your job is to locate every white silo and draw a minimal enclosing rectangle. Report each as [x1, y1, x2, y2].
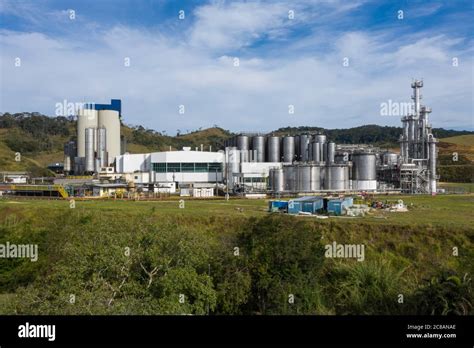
[77, 108, 98, 157]
[98, 110, 120, 166]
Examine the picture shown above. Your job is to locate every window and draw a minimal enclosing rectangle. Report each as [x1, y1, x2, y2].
[181, 163, 194, 172]
[208, 163, 222, 172]
[167, 163, 181, 172]
[195, 163, 208, 172]
[152, 163, 167, 172]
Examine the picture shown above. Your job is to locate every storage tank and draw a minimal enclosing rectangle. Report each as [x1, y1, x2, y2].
[327, 142, 336, 163]
[84, 127, 96, 173]
[311, 142, 321, 162]
[97, 127, 108, 168]
[77, 108, 98, 157]
[310, 164, 321, 191]
[226, 147, 240, 188]
[98, 110, 120, 166]
[283, 165, 296, 192]
[237, 135, 250, 162]
[325, 164, 349, 190]
[315, 134, 326, 161]
[299, 134, 310, 161]
[282, 136, 295, 163]
[382, 152, 398, 166]
[270, 168, 284, 193]
[267, 136, 281, 162]
[297, 165, 311, 192]
[314, 134, 326, 144]
[429, 135, 437, 194]
[352, 152, 377, 190]
[252, 136, 265, 162]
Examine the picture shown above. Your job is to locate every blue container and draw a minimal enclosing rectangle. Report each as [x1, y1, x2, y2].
[269, 200, 289, 212]
[288, 196, 323, 214]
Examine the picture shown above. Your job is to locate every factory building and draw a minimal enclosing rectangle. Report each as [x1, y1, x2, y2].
[58, 80, 438, 197]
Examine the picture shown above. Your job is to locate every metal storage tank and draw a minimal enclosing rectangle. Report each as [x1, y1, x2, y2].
[77, 108, 98, 157]
[294, 135, 300, 160]
[97, 127, 108, 168]
[98, 110, 120, 166]
[270, 168, 284, 193]
[297, 165, 311, 192]
[267, 136, 281, 162]
[226, 147, 240, 188]
[314, 134, 326, 144]
[237, 135, 250, 162]
[310, 165, 321, 191]
[282, 136, 295, 163]
[327, 142, 336, 163]
[382, 152, 398, 166]
[325, 164, 349, 190]
[84, 128, 96, 173]
[252, 136, 265, 162]
[311, 142, 321, 162]
[299, 134, 310, 161]
[283, 165, 296, 192]
[352, 152, 376, 180]
[63, 155, 71, 172]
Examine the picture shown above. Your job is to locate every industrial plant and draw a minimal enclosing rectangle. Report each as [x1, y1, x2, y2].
[1, 80, 438, 199]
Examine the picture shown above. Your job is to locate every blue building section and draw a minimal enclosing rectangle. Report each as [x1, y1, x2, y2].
[268, 200, 288, 212]
[288, 196, 324, 214]
[85, 99, 121, 116]
[326, 197, 353, 215]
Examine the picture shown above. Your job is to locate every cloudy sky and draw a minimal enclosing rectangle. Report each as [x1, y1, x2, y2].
[0, 0, 472, 133]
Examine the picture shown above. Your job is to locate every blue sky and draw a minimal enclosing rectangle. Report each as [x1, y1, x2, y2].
[0, 0, 473, 133]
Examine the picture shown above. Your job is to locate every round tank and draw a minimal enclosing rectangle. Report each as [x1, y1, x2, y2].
[63, 155, 71, 172]
[98, 110, 120, 166]
[283, 165, 296, 192]
[327, 142, 336, 163]
[85, 127, 95, 172]
[267, 136, 281, 162]
[282, 136, 295, 163]
[297, 165, 311, 192]
[352, 152, 376, 180]
[77, 108, 98, 157]
[270, 168, 284, 193]
[97, 127, 108, 168]
[382, 152, 398, 166]
[310, 165, 321, 191]
[236, 135, 249, 151]
[299, 134, 310, 161]
[311, 142, 321, 162]
[325, 164, 349, 190]
[314, 134, 326, 144]
[252, 136, 265, 162]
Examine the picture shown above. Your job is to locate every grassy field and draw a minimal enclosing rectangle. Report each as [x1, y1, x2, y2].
[0, 194, 472, 315]
[441, 134, 474, 147]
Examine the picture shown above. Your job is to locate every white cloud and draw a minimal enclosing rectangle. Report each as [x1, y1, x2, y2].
[0, 1, 472, 133]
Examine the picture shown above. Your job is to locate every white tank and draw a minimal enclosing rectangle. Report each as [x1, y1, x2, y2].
[77, 108, 98, 157]
[85, 128, 96, 173]
[97, 127, 108, 168]
[98, 110, 121, 166]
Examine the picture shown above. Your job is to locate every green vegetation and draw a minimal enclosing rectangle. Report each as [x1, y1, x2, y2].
[0, 195, 472, 315]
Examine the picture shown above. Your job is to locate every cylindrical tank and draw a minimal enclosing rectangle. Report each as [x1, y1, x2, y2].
[98, 110, 120, 166]
[310, 164, 321, 191]
[85, 127, 95, 172]
[282, 136, 295, 163]
[77, 108, 98, 157]
[299, 134, 310, 161]
[297, 165, 311, 192]
[327, 142, 335, 163]
[283, 165, 296, 192]
[97, 127, 108, 168]
[311, 142, 321, 162]
[63, 155, 71, 172]
[252, 136, 265, 162]
[226, 147, 240, 188]
[270, 168, 284, 193]
[352, 152, 376, 180]
[267, 136, 281, 162]
[382, 152, 398, 166]
[315, 135, 326, 161]
[314, 134, 326, 144]
[237, 135, 250, 162]
[325, 164, 349, 190]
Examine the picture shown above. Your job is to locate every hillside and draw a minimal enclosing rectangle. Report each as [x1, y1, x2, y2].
[0, 112, 472, 180]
